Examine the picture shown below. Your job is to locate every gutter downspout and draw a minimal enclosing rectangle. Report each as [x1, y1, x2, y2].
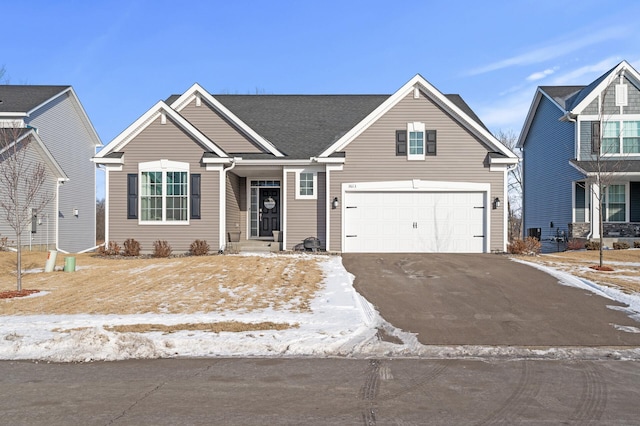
[220, 158, 237, 252]
[54, 180, 69, 254]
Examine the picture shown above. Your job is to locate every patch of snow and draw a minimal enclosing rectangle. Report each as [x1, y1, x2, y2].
[2, 254, 640, 362]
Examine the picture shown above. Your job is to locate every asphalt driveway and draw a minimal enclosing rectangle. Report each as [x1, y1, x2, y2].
[342, 253, 640, 346]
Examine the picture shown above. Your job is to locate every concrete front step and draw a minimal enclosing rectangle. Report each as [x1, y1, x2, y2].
[231, 239, 281, 253]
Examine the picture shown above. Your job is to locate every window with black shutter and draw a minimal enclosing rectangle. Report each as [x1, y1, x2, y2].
[395, 130, 407, 156]
[426, 130, 437, 156]
[190, 174, 201, 219]
[591, 121, 601, 154]
[127, 174, 138, 219]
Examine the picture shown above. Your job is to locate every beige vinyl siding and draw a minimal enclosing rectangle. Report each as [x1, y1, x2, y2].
[329, 91, 505, 252]
[226, 172, 242, 240]
[108, 116, 219, 252]
[285, 172, 326, 250]
[179, 100, 264, 154]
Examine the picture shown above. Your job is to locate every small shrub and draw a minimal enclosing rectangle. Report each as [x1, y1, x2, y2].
[585, 240, 601, 250]
[566, 239, 584, 251]
[634, 241, 640, 248]
[152, 240, 172, 258]
[189, 239, 210, 256]
[613, 241, 630, 250]
[508, 237, 541, 255]
[122, 238, 141, 256]
[508, 239, 526, 254]
[98, 240, 121, 256]
[0, 236, 9, 251]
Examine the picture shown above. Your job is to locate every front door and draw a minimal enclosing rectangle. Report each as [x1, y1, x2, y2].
[259, 188, 280, 237]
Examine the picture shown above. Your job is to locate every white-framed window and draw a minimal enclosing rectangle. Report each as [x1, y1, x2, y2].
[601, 120, 640, 155]
[296, 170, 317, 199]
[407, 122, 425, 160]
[602, 184, 626, 222]
[139, 160, 189, 223]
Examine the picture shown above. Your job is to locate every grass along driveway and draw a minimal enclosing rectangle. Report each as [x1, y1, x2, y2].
[517, 249, 640, 294]
[0, 251, 323, 316]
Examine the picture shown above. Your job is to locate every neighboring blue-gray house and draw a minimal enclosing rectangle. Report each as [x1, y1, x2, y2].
[0, 86, 102, 252]
[518, 60, 640, 243]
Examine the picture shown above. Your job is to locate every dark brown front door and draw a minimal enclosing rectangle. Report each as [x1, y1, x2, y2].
[259, 188, 280, 237]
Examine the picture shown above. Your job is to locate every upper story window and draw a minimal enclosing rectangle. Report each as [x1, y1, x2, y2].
[601, 120, 640, 154]
[296, 170, 317, 199]
[396, 124, 436, 159]
[407, 122, 425, 160]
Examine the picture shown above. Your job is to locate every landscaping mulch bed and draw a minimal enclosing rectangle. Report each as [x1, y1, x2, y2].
[0, 289, 40, 300]
[589, 265, 615, 272]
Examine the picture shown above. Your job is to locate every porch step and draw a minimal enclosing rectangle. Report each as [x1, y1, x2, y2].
[232, 239, 281, 253]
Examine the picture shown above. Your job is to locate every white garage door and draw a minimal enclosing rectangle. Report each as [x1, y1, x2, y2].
[343, 191, 486, 253]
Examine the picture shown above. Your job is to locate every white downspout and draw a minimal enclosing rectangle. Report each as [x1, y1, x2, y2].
[54, 180, 69, 254]
[219, 159, 237, 252]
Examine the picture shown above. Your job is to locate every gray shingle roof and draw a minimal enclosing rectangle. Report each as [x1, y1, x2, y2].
[166, 92, 489, 159]
[0, 85, 70, 113]
[539, 86, 586, 110]
[213, 95, 387, 158]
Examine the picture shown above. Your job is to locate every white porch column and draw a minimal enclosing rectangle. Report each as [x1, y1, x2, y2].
[591, 183, 601, 238]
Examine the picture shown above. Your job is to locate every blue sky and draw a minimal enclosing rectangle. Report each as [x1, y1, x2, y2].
[2, 0, 639, 199]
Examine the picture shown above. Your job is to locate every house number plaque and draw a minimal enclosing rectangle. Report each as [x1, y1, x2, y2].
[263, 197, 276, 210]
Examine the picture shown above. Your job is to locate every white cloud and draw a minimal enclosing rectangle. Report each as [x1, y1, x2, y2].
[550, 57, 622, 85]
[467, 26, 626, 76]
[526, 68, 555, 82]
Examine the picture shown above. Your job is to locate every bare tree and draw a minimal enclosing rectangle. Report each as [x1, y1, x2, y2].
[585, 74, 631, 268]
[0, 126, 53, 291]
[496, 129, 523, 241]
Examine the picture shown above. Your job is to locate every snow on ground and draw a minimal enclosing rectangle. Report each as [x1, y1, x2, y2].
[2, 255, 640, 362]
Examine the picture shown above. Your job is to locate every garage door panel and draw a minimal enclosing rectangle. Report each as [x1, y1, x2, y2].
[344, 191, 486, 253]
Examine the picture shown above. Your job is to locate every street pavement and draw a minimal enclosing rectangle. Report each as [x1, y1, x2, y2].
[2, 358, 639, 425]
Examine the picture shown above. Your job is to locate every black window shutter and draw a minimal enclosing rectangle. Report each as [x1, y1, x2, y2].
[591, 121, 600, 154]
[127, 174, 138, 219]
[396, 130, 407, 156]
[191, 174, 201, 219]
[426, 130, 437, 156]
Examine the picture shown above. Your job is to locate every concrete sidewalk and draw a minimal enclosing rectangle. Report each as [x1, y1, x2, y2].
[342, 253, 640, 347]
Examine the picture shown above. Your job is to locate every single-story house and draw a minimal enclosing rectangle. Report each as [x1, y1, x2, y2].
[93, 74, 518, 253]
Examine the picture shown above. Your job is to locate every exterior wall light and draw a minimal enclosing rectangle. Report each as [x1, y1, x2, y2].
[73, 208, 79, 217]
[493, 197, 501, 209]
[332, 197, 339, 209]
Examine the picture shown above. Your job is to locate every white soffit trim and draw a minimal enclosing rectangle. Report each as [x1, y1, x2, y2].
[343, 179, 490, 193]
[170, 83, 284, 158]
[95, 101, 228, 159]
[570, 60, 640, 114]
[320, 74, 518, 159]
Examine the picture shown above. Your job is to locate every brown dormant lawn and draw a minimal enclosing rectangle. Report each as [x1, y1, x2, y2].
[517, 249, 640, 294]
[0, 251, 323, 316]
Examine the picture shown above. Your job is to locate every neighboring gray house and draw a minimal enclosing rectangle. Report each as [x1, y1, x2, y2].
[0, 86, 102, 252]
[518, 60, 640, 243]
[93, 74, 518, 253]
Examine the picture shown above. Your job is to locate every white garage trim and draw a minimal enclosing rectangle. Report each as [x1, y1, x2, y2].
[341, 180, 491, 253]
